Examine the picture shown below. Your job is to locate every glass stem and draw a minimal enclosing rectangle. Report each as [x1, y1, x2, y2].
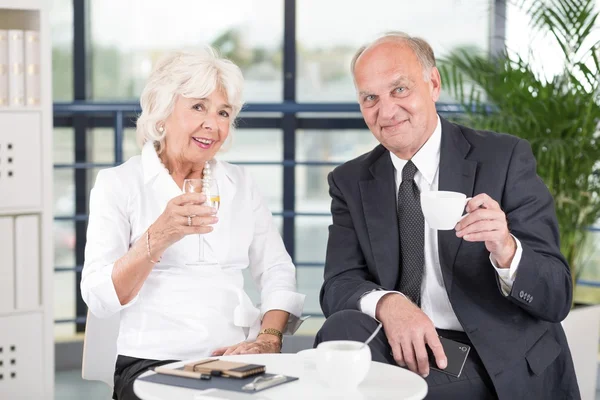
[198, 234, 205, 262]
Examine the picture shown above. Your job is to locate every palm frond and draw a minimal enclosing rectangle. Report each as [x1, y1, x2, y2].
[441, 0, 600, 283]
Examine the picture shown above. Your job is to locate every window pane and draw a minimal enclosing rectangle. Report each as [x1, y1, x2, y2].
[220, 129, 282, 162]
[295, 166, 332, 213]
[243, 166, 282, 213]
[54, 323, 75, 339]
[54, 127, 74, 164]
[124, 128, 141, 162]
[297, 267, 324, 315]
[297, 0, 491, 102]
[54, 169, 74, 217]
[296, 129, 378, 212]
[296, 129, 378, 162]
[90, 128, 115, 164]
[54, 271, 75, 321]
[90, 0, 283, 102]
[54, 220, 75, 267]
[88, 168, 105, 193]
[50, 0, 73, 101]
[54, 128, 75, 217]
[221, 129, 283, 212]
[574, 230, 600, 304]
[505, 2, 578, 82]
[296, 216, 331, 264]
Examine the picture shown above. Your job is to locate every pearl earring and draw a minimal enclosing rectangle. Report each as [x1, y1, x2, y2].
[158, 125, 164, 133]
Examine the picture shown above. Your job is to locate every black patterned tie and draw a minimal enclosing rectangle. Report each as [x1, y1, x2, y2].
[397, 160, 425, 306]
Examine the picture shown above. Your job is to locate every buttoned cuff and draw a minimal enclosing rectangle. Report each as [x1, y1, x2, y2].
[359, 290, 405, 320]
[490, 235, 523, 296]
[260, 290, 306, 335]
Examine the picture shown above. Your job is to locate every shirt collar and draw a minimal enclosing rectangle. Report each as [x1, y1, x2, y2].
[141, 141, 167, 184]
[389, 115, 441, 185]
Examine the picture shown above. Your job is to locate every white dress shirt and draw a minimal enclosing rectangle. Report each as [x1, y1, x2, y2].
[360, 116, 522, 331]
[81, 142, 305, 361]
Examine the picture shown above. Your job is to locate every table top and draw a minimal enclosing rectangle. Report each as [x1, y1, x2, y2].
[134, 351, 428, 400]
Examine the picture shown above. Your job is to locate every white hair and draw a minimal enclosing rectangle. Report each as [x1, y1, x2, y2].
[136, 47, 245, 152]
[351, 31, 436, 82]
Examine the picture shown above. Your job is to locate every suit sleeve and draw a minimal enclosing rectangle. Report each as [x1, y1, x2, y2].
[320, 171, 382, 317]
[502, 139, 572, 322]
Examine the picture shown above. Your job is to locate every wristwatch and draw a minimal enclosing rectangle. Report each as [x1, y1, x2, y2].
[258, 328, 283, 342]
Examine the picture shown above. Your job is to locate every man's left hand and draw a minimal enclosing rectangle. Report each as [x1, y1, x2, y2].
[210, 335, 282, 356]
[455, 193, 516, 268]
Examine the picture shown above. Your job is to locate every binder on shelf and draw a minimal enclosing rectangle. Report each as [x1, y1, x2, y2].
[15, 215, 40, 310]
[24, 30, 40, 106]
[0, 30, 8, 107]
[7, 29, 24, 107]
[0, 217, 15, 313]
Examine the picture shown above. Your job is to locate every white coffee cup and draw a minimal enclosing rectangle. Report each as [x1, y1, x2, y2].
[420, 191, 471, 230]
[315, 340, 371, 389]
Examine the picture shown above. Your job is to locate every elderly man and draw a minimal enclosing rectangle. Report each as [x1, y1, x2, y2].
[315, 32, 579, 399]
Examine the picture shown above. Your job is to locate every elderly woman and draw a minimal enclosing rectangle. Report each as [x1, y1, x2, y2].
[81, 48, 305, 400]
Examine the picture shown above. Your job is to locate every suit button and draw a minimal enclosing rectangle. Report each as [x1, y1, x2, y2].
[519, 290, 524, 298]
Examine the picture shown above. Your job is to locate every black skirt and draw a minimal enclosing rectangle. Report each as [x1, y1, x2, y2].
[113, 355, 178, 400]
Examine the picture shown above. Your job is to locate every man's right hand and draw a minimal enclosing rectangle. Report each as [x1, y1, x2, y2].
[376, 293, 447, 377]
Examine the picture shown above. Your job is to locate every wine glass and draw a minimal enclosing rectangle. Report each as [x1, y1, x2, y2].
[183, 174, 220, 266]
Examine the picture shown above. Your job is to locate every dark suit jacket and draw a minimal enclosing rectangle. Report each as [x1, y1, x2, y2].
[320, 117, 580, 399]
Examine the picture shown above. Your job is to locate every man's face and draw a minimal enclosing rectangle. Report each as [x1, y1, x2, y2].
[354, 41, 441, 159]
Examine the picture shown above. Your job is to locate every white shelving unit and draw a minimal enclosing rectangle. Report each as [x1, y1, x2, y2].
[0, 0, 53, 399]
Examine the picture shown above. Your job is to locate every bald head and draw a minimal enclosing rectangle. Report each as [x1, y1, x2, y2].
[351, 32, 441, 160]
[351, 32, 436, 82]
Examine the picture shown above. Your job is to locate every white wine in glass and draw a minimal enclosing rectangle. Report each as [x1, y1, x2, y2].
[183, 176, 219, 266]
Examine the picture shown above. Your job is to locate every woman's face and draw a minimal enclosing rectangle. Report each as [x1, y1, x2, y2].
[162, 90, 232, 167]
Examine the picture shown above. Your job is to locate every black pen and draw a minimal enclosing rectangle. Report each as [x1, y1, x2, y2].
[154, 366, 211, 380]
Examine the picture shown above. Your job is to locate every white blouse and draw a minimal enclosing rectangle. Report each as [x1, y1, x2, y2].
[81, 142, 305, 361]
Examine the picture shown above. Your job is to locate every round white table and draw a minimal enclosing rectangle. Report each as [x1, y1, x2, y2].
[134, 351, 428, 400]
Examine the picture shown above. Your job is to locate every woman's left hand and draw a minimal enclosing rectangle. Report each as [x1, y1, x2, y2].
[211, 335, 282, 356]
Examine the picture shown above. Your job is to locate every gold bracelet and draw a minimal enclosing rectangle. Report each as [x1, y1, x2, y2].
[258, 328, 283, 342]
[146, 226, 160, 264]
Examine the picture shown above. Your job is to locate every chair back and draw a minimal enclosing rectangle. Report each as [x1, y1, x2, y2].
[81, 311, 120, 387]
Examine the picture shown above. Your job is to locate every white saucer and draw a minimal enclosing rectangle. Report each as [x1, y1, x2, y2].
[297, 348, 317, 370]
[296, 348, 316, 357]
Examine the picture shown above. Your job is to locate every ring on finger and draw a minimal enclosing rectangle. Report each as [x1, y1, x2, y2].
[187, 215, 193, 226]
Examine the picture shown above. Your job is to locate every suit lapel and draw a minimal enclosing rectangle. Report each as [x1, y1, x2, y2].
[359, 147, 400, 289]
[437, 118, 478, 292]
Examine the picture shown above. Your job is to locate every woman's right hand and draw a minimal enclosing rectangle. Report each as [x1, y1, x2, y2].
[149, 192, 218, 256]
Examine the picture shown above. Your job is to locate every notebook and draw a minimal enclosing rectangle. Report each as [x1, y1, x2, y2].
[184, 358, 266, 378]
[139, 369, 298, 394]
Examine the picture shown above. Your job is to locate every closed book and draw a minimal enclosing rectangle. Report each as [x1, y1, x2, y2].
[7, 29, 24, 107]
[0, 30, 8, 106]
[24, 30, 40, 106]
[184, 358, 266, 378]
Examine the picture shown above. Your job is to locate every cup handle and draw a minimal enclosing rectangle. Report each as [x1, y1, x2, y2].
[458, 197, 473, 223]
